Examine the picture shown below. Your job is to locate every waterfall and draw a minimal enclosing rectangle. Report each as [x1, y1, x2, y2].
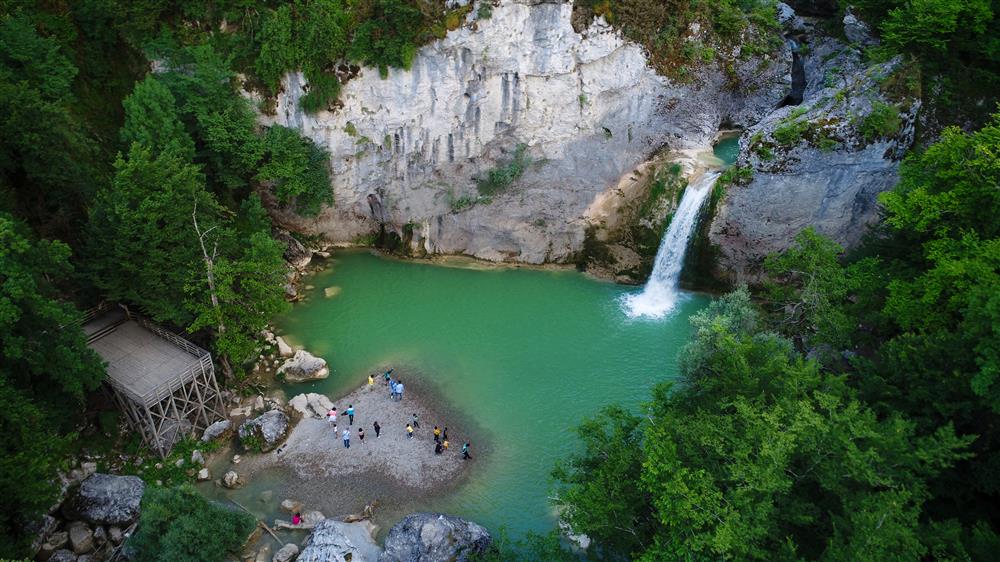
[622, 170, 721, 319]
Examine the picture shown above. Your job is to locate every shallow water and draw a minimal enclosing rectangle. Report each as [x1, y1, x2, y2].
[267, 254, 709, 535]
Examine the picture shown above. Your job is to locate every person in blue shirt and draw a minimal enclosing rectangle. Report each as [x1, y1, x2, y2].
[461, 442, 472, 460]
[346, 405, 355, 425]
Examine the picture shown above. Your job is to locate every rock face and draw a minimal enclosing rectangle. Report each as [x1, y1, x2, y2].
[707, 18, 918, 282]
[239, 410, 290, 452]
[263, 1, 788, 264]
[298, 519, 382, 562]
[62, 474, 145, 527]
[288, 393, 334, 418]
[278, 350, 330, 383]
[379, 513, 491, 562]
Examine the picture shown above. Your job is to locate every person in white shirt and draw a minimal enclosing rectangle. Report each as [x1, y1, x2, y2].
[342, 428, 350, 448]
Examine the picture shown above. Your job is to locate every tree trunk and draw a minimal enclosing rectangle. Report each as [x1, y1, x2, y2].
[193, 203, 234, 382]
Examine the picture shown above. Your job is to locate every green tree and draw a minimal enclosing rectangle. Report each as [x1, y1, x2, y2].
[0, 12, 98, 238]
[349, 0, 424, 77]
[0, 213, 105, 557]
[187, 195, 289, 377]
[121, 76, 196, 160]
[129, 485, 256, 562]
[555, 289, 972, 561]
[85, 144, 220, 326]
[258, 125, 333, 215]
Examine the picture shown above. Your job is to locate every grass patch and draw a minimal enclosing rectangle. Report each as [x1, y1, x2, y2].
[773, 119, 810, 146]
[859, 101, 901, 142]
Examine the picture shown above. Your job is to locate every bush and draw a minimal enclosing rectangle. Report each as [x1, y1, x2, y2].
[129, 485, 255, 562]
[773, 119, 810, 146]
[859, 101, 902, 141]
[476, 144, 529, 196]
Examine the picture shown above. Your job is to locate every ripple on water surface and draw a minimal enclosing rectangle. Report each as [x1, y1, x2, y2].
[264, 251, 709, 535]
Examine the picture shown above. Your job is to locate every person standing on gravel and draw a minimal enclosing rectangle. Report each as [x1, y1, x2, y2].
[342, 428, 351, 448]
[462, 442, 472, 460]
[358, 427, 366, 444]
[347, 404, 355, 425]
[433, 426, 441, 443]
[395, 380, 404, 401]
[411, 413, 420, 429]
[406, 423, 414, 439]
[373, 421, 381, 438]
[327, 408, 337, 425]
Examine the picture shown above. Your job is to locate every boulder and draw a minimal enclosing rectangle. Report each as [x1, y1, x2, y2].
[68, 522, 94, 554]
[93, 526, 107, 546]
[843, 7, 877, 46]
[281, 499, 304, 514]
[272, 543, 300, 562]
[288, 393, 334, 419]
[39, 531, 69, 561]
[298, 519, 382, 562]
[191, 449, 206, 466]
[276, 230, 313, 270]
[277, 350, 330, 383]
[223, 470, 241, 489]
[48, 550, 78, 562]
[239, 410, 290, 452]
[379, 513, 491, 562]
[197, 468, 211, 481]
[276, 336, 294, 357]
[62, 474, 145, 527]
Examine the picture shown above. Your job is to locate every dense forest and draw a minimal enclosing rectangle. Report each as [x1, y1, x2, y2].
[1, 0, 999, 559]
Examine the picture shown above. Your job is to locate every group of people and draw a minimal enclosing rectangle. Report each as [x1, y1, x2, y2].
[320, 368, 473, 460]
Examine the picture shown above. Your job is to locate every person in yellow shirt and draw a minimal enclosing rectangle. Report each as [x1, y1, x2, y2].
[433, 426, 441, 443]
[406, 424, 414, 439]
[442, 439, 450, 451]
[367, 374, 374, 389]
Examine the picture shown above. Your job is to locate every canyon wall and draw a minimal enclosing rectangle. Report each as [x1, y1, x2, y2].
[262, 0, 789, 264]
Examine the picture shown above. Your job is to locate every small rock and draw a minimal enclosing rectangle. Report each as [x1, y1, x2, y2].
[230, 406, 253, 418]
[288, 393, 334, 418]
[233, 454, 242, 464]
[197, 468, 211, 481]
[259, 490, 274, 503]
[39, 531, 69, 559]
[281, 499, 304, 513]
[108, 526, 123, 544]
[272, 543, 300, 562]
[174, 458, 185, 468]
[276, 336, 294, 357]
[323, 286, 342, 299]
[93, 526, 107, 546]
[223, 471, 241, 489]
[80, 462, 98, 479]
[77, 555, 94, 562]
[253, 395, 266, 413]
[191, 449, 205, 466]
[68, 521, 94, 554]
[302, 511, 325, 526]
[154, 463, 163, 470]
[48, 549, 78, 562]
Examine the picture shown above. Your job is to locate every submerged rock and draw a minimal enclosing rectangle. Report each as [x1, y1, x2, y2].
[278, 350, 330, 383]
[62, 474, 145, 527]
[298, 519, 382, 562]
[379, 513, 491, 562]
[239, 410, 290, 452]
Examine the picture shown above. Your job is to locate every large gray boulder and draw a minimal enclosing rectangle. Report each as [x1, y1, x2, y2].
[201, 419, 232, 442]
[379, 513, 491, 562]
[62, 474, 145, 527]
[239, 410, 290, 452]
[298, 519, 382, 562]
[278, 350, 330, 383]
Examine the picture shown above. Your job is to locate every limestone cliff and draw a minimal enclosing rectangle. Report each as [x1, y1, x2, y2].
[706, 11, 919, 283]
[261, 0, 789, 264]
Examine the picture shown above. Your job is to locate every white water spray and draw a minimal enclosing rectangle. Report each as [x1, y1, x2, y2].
[622, 170, 721, 319]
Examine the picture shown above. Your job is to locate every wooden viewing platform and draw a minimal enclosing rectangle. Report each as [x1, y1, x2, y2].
[84, 304, 225, 457]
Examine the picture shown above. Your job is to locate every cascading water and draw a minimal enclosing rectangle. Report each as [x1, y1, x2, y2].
[622, 170, 721, 319]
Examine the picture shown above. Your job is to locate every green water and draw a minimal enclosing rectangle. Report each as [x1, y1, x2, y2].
[273, 254, 709, 535]
[714, 134, 740, 166]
